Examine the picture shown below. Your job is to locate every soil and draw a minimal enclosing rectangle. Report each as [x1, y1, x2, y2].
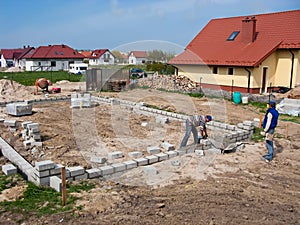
[0, 81, 299, 225]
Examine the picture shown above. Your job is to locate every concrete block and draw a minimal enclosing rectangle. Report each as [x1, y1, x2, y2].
[134, 158, 149, 166]
[195, 149, 204, 156]
[128, 151, 143, 159]
[90, 156, 107, 164]
[34, 169, 50, 178]
[4, 119, 16, 127]
[161, 142, 175, 151]
[35, 160, 55, 171]
[165, 150, 178, 158]
[146, 146, 160, 155]
[27, 123, 39, 130]
[111, 163, 126, 172]
[34, 176, 50, 186]
[74, 173, 88, 181]
[156, 116, 169, 124]
[32, 141, 43, 147]
[227, 125, 236, 131]
[175, 149, 186, 156]
[29, 127, 40, 133]
[100, 165, 114, 176]
[123, 160, 138, 170]
[50, 176, 62, 192]
[67, 166, 85, 177]
[6, 102, 32, 116]
[2, 164, 17, 175]
[155, 153, 168, 161]
[145, 155, 159, 164]
[108, 151, 123, 160]
[50, 164, 64, 175]
[243, 120, 254, 126]
[143, 165, 158, 175]
[86, 168, 101, 179]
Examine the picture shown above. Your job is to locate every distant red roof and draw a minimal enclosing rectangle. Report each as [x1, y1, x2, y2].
[129, 51, 148, 58]
[169, 10, 300, 67]
[80, 51, 92, 58]
[1, 47, 33, 60]
[90, 49, 109, 59]
[24, 44, 84, 59]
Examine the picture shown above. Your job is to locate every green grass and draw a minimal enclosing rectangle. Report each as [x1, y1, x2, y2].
[0, 71, 85, 86]
[0, 174, 23, 192]
[251, 127, 265, 142]
[0, 179, 96, 217]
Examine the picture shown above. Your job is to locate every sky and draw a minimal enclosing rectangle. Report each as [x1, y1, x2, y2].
[0, 0, 299, 53]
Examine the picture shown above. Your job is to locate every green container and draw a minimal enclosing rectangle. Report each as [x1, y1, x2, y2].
[233, 92, 241, 104]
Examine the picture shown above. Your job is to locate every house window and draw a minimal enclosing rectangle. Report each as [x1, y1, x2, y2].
[212, 66, 218, 74]
[227, 31, 240, 41]
[38, 62, 41, 66]
[51, 61, 56, 67]
[228, 67, 234, 75]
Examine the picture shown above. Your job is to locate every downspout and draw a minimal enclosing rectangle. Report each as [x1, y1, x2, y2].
[244, 67, 251, 93]
[289, 49, 294, 89]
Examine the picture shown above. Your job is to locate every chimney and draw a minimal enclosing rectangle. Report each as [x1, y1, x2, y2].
[242, 16, 257, 43]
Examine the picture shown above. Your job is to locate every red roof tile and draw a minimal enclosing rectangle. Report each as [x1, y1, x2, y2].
[90, 49, 109, 59]
[129, 51, 148, 58]
[25, 44, 84, 59]
[169, 10, 300, 67]
[1, 47, 33, 60]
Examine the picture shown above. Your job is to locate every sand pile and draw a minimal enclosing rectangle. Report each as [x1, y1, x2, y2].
[0, 79, 34, 102]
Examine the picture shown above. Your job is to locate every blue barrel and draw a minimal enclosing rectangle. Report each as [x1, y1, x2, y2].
[233, 92, 241, 104]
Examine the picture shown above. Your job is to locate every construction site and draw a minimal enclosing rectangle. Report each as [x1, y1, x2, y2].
[0, 74, 299, 225]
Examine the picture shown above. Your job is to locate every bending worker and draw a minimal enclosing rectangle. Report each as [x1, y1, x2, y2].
[180, 114, 212, 147]
[34, 78, 51, 95]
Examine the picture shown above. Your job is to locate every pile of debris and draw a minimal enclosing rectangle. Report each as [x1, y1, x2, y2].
[138, 75, 200, 92]
[0, 79, 33, 102]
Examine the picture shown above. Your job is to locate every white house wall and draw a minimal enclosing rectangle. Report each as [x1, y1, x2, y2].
[25, 59, 83, 71]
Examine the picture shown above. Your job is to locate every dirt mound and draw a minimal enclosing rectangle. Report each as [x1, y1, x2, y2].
[0, 79, 33, 102]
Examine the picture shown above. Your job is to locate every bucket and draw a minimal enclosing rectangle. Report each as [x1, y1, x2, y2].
[242, 96, 249, 104]
[233, 92, 241, 104]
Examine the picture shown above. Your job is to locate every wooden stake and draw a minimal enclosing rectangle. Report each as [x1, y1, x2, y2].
[285, 123, 289, 139]
[61, 167, 67, 206]
[259, 113, 263, 128]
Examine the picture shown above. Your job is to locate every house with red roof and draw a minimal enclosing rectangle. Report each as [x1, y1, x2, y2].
[169, 10, 300, 93]
[23, 44, 84, 71]
[0, 46, 34, 69]
[88, 49, 115, 65]
[128, 51, 148, 65]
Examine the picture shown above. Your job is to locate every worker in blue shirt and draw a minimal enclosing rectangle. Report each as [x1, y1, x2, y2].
[261, 101, 279, 162]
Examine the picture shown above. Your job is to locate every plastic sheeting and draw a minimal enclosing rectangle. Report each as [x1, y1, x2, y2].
[277, 98, 300, 116]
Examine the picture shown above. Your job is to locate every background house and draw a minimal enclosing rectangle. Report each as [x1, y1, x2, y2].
[23, 44, 84, 71]
[128, 51, 148, 65]
[169, 10, 300, 94]
[0, 46, 33, 68]
[88, 49, 115, 65]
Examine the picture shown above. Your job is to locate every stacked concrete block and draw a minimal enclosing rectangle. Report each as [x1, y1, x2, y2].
[155, 153, 169, 162]
[145, 155, 159, 164]
[123, 160, 138, 170]
[100, 165, 114, 176]
[134, 157, 149, 166]
[86, 168, 101, 179]
[165, 150, 178, 158]
[71, 93, 91, 108]
[156, 116, 169, 124]
[67, 166, 87, 181]
[33, 160, 55, 186]
[4, 119, 18, 133]
[90, 156, 107, 164]
[2, 164, 17, 175]
[6, 102, 32, 116]
[50, 176, 62, 192]
[21, 122, 42, 147]
[111, 163, 126, 173]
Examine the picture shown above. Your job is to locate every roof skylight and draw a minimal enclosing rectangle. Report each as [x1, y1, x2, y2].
[227, 31, 240, 41]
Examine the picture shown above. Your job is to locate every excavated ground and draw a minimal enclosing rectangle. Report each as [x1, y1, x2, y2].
[0, 82, 299, 225]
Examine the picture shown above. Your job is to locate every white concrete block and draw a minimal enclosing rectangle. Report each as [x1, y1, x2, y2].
[50, 164, 64, 175]
[50, 176, 62, 192]
[155, 153, 168, 161]
[2, 164, 17, 175]
[90, 156, 107, 164]
[100, 166, 114, 176]
[34, 169, 50, 178]
[134, 158, 149, 166]
[35, 160, 55, 171]
[128, 151, 143, 159]
[108, 151, 123, 160]
[6, 102, 32, 116]
[111, 163, 126, 172]
[74, 173, 88, 181]
[86, 168, 101, 179]
[165, 150, 178, 158]
[195, 149, 204, 156]
[123, 160, 138, 170]
[67, 166, 85, 177]
[4, 119, 16, 127]
[161, 142, 175, 151]
[145, 155, 159, 164]
[146, 146, 160, 155]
